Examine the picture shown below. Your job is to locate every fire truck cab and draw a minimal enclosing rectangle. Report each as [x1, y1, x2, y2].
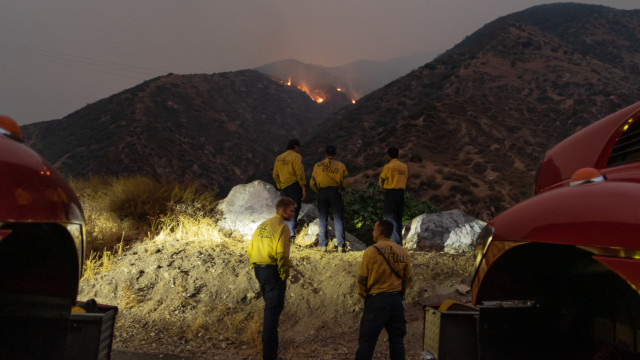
[425, 102, 640, 359]
[0, 116, 86, 358]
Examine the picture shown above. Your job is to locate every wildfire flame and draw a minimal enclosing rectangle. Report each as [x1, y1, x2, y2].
[282, 76, 327, 103]
[281, 76, 360, 105]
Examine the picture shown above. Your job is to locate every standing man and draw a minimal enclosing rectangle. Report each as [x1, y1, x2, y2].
[355, 220, 412, 360]
[247, 197, 296, 360]
[379, 147, 408, 245]
[310, 145, 349, 253]
[273, 139, 306, 242]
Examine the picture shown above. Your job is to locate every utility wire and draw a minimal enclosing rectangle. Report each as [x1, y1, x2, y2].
[0, 41, 169, 79]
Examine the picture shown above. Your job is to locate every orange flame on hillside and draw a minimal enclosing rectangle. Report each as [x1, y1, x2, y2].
[281, 76, 326, 103]
[280, 76, 359, 105]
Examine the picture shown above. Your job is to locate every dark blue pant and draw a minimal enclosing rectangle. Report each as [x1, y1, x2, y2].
[384, 189, 404, 245]
[281, 182, 302, 237]
[317, 187, 345, 248]
[355, 293, 406, 360]
[254, 266, 286, 360]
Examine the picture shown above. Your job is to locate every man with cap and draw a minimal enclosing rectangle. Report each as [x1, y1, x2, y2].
[378, 147, 408, 245]
[310, 145, 349, 253]
[273, 139, 306, 242]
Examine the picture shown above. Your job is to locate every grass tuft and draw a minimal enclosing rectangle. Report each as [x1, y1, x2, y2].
[70, 175, 218, 268]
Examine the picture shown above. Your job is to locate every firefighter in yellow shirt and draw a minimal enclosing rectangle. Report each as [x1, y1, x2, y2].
[355, 220, 412, 360]
[273, 139, 306, 242]
[379, 147, 408, 245]
[310, 145, 349, 253]
[247, 197, 295, 360]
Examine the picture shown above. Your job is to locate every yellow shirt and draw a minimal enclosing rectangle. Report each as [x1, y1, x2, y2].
[247, 214, 292, 280]
[310, 158, 349, 192]
[379, 158, 408, 190]
[356, 239, 412, 299]
[273, 150, 306, 189]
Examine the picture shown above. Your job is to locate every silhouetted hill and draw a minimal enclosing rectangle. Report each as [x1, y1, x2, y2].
[23, 70, 348, 194]
[305, 3, 640, 220]
[255, 51, 438, 101]
[20, 3, 640, 219]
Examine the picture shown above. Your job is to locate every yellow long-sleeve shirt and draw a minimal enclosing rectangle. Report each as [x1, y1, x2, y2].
[247, 214, 292, 280]
[273, 150, 306, 189]
[356, 239, 412, 299]
[309, 158, 349, 192]
[379, 158, 408, 190]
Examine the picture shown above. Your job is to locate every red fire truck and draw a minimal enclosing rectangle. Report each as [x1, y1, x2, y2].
[425, 103, 640, 359]
[0, 116, 115, 359]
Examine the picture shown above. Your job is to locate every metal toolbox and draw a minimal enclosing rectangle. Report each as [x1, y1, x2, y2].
[65, 304, 118, 360]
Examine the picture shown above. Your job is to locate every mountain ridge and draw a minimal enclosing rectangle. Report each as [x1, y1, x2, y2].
[23, 70, 348, 194]
[255, 51, 438, 100]
[21, 3, 640, 220]
[304, 2, 640, 219]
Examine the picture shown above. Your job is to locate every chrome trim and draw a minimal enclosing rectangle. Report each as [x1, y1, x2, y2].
[577, 245, 640, 260]
[63, 223, 85, 276]
[473, 225, 494, 272]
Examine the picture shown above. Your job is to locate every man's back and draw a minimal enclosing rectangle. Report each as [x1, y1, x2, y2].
[310, 158, 348, 190]
[247, 215, 291, 279]
[358, 240, 412, 298]
[379, 158, 408, 190]
[355, 220, 412, 360]
[273, 150, 305, 189]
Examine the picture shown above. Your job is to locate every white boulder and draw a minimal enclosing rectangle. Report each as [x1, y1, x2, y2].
[216, 180, 281, 239]
[216, 180, 367, 250]
[402, 209, 485, 253]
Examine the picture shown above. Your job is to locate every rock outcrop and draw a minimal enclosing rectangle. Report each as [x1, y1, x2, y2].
[216, 180, 282, 239]
[402, 209, 485, 253]
[216, 180, 366, 250]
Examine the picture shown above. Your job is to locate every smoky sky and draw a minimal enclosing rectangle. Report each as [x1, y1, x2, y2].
[0, 0, 637, 125]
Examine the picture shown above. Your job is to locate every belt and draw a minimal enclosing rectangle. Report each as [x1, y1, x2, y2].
[253, 264, 277, 268]
[319, 186, 339, 191]
[369, 291, 402, 297]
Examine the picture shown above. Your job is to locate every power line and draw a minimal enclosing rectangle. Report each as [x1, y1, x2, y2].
[0, 41, 170, 79]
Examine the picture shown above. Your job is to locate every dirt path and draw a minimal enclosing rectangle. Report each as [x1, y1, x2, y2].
[80, 236, 473, 359]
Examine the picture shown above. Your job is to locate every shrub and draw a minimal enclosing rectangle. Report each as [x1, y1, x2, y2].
[342, 181, 439, 243]
[471, 161, 488, 175]
[70, 176, 218, 257]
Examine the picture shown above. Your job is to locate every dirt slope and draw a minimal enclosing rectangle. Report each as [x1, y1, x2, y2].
[79, 235, 474, 359]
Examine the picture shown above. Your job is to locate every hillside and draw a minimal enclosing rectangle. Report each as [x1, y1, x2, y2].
[22, 70, 349, 194]
[79, 235, 473, 359]
[19, 3, 640, 220]
[305, 3, 640, 220]
[255, 51, 438, 101]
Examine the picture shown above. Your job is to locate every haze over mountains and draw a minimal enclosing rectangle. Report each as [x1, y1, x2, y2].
[255, 51, 439, 101]
[22, 3, 640, 220]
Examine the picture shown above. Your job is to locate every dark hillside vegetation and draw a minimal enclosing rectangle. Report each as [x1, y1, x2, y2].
[21, 3, 640, 220]
[23, 70, 344, 195]
[305, 3, 640, 220]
